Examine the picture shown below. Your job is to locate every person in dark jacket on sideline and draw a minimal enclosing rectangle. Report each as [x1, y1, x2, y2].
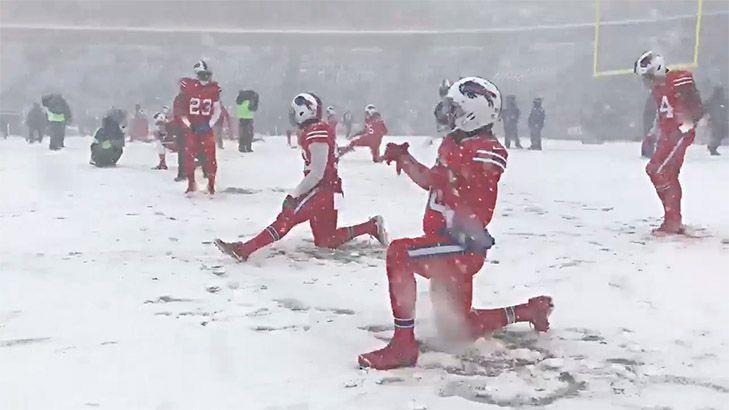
[528, 97, 545, 150]
[25, 102, 46, 143]
[342, 110, 353, 139]
[502, 95, 522, 149]
[235, 89, 259, 152]
[706, 86, 727, 155]
[641, 95, 658, 158]
[90, 110, 126, 167]
[41, 93, 72, 150]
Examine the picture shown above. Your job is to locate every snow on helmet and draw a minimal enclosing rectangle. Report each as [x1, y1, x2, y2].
[290, 92, 322, 125]
[444, 76, 502, 132]
[365, 104, 378, 118]
[634, 50, 666, 77]
[193, 60, 212, 83]
[326, 105, 336, 116]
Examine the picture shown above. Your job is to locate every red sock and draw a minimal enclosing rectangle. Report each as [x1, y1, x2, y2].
[469, 308, 508, 336]
[324, 220, 377, 248]
[234, 226, 279, 257]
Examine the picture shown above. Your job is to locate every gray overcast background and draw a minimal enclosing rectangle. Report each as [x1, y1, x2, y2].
[1, 0, 727, 137]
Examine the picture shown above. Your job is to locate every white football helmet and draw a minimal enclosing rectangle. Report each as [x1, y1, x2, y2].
[365, 104, 378, 118]
[290, 93, 322, 125]
[634, 50, 666, 77]
[444, 76, 502, 132]
[193, 60, 212, 83]
[326, 105, 336, 116]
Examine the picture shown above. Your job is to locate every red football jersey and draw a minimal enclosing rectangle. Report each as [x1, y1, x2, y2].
[651, 70, 700, 138]
[357, 115, 388, 143]
[422, 130, 507, 236]
[178, 78, 221, 126]
[297, 120, 340, 188]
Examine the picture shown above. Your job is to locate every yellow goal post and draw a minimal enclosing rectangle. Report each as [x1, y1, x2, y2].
[593, 0, 704, 77]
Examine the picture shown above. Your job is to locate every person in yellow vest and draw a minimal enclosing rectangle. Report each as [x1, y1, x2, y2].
[235, 89, 259, 152]
[41, 94, 72, 151]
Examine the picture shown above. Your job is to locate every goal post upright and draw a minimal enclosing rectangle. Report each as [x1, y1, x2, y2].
[592, 0, 703, 78]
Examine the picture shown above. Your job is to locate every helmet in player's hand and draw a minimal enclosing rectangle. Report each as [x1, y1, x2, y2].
[193, 60, 212, 84]
[634, 51, 666, 78]
[365, 104, 378, 119]
[442, 76, 502, 133]
[290, 93, 322, 125]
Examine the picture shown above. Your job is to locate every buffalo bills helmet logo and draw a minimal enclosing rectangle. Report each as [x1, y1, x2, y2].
[459, 80, 496, 108]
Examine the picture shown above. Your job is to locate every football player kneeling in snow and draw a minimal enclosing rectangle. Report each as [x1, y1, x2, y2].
[358, 77, 554, 370]
[214, 92, 388, 262]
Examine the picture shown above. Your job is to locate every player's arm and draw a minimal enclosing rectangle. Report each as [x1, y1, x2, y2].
[291, 142, 328, 197]
[674, 74, 704, 130]
[208, 101, 223, 128]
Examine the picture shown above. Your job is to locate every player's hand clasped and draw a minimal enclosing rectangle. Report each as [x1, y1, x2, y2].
[281, 194, 301, 216]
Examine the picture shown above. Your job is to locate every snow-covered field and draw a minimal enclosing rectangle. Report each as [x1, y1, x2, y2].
[1, 135, 728, 410]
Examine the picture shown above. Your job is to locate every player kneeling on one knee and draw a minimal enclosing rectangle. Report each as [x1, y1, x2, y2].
[358, 77, 554, 371]
[214, 92, 388, 262]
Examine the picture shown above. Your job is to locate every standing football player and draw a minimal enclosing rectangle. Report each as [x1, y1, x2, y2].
[178, 60, 222, 194]
[214, 92, 388, 262]
[634, 51, 703, 235]
[338, 104, 388, 162]
[358, 77, 553, 370]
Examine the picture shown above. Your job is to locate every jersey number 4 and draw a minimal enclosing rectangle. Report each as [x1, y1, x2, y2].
[659, 95, 674, 119]
[189, 98, 213, 116]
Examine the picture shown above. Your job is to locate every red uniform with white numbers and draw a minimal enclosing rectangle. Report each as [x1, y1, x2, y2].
[358, 128, 552, 370]
[386, 130, 508, 337]
[341, 114, 388, 161]
[229, 120, 378, 259]
[178, 77, 221, 181]
[645, 70, 703, 230]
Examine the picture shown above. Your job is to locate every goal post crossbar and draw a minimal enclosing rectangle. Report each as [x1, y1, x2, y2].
[593, 0, 704, 78]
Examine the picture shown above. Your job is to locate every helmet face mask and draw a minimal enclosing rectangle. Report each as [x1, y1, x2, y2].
[193, 60, 212, 84]
[290, 93, 321, 126]
[365, 104, 377, 119]
[445, 77, 502, 133]
[634, 51, 665, 88]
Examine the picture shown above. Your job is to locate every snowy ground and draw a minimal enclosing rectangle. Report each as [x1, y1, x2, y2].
[1, 135, 728, 410]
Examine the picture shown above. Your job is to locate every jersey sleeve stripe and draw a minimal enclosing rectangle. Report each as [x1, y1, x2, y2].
[305, 136, 329, 142]
[306, 131, 329, 137]
[673, 80, 694, 87]
[476, 149, 507, 163]
[673, 76, 693, 82]
[473, 157, 506, 171]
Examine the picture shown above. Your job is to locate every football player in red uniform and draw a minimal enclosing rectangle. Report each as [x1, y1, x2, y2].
[151, 107, 175, 170]
[338, 104, 388, 162]
[178, 60, 222, 194]
[358, 77, 553, 370]
[634, 51, 703, 235]
[214, 93, 388, 262]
